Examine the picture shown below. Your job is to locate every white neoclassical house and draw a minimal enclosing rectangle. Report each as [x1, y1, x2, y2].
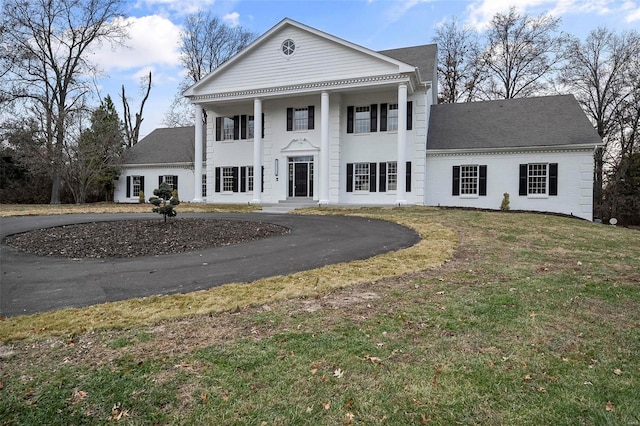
[115, 18, 602, 220]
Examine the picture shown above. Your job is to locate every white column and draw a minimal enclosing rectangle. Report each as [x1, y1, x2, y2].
[319, 91, 330, 204]
[193, 104, 204, 202]
[397, 83, 408, 205]
[252, 98, 263, 204]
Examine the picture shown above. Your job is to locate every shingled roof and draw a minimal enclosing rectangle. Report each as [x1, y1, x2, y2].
[427, 95, 602, 151]
[122, 126, 195, 165]
[379, 44, 437, 83]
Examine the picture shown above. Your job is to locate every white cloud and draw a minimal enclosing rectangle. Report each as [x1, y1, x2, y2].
[90, 15, 182, 72]
[223, 12, 240, 27]
[463, 0, 631, 28]
[133, 0, 216, 15]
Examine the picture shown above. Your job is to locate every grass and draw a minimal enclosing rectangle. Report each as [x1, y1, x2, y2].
[0, 205, 638, 425]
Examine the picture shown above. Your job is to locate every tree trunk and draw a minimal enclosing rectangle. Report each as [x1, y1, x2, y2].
[50, 174, 62, 204]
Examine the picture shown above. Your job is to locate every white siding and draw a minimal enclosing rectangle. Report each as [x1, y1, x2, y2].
[425, 150, 595, 220]
[114, 167, 196, 203]
[193, 26, 403, 95]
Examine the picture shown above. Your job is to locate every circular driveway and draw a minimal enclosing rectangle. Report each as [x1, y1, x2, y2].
[0, 213, 420, 317]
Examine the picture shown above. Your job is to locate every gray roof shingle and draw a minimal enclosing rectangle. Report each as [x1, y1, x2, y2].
[123, 126, 195, 164]
[427, 95, 602, 150]
[379, 44, 437, 83]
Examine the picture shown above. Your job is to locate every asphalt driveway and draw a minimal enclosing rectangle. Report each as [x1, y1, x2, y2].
[0, 213, 420, 317]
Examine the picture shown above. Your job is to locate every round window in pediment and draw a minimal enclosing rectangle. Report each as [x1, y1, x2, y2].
[281, 39, 296, 56]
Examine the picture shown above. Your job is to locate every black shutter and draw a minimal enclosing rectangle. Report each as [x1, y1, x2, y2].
[240, 166, 247, 192]
[347, 106, 354, 133]
[241, 115, 247, 140]
[406, 161, 412, 192]
[549, 163, 558, 196]
[380, 103, 388, 132]
[140, 176, 144, 193]
[379, 162, 387, 192]
[519, 164, 528, 196]
[370, 162, 377, 192]
[158, 176, 163, 187]
[262, 113, 265, 138]
[261, 166, 264, 193]
[233, 115, 240, 140]
[407, 101, 413, 130]
[215, 167, 221, 192]
[286, 107, 293, 131]
[370, 104, 377, 132]
[453, 166, 460, 196]
[308, 106, 315, 130]
[173, 175, 178, 192]
[232, 167, 239, 192]
[479, 165, 487, 196]
[346, 163, 354, 192]
[126, 176, 131, 198]
[216, 117, 222, 141]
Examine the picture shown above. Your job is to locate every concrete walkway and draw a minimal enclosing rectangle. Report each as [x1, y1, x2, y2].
[0, 213, 420, 317]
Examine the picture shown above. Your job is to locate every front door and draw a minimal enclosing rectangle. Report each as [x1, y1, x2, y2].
[288, 156, 314, 198]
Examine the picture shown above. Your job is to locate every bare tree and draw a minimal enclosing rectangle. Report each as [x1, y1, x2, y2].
[122, 71, 152, 147]
[433, 18, 485, 103]
[164, 13, 256, 127]
[480, 7, 569, 99]
[560, 28, 640, 221]
[0, 0, 126, 203]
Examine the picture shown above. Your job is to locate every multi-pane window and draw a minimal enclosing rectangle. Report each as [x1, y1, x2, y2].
[247, 166, 254, 192]
[460, 165, 479, 195]
[202, 174, 207, 197]
[223, 117, 234, 140]
[294, 108, 308, 130]
[355, 106, 370, 133]
[222, 167, 235, 192]
[248, 116, 255, 139]
[354, 162, 370, 191]
[528, 163, 547, 194]
[387, 161, 398, 190]
[132, 176, 142, 197]
[387, 104, 398, 131]
[162, 175, 177, 191]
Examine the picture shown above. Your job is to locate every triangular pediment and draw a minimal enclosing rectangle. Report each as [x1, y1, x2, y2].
[184, 18, 415, 98]
[281, 138, 319, 153]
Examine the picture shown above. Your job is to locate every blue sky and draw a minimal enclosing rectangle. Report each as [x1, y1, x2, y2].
[93, 0, 640, 137]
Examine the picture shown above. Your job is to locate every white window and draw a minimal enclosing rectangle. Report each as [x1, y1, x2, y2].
[282, 39, 295, 56]
[528, 164, 547, 195]
[162, 175, 177, 191]
[294, 108, 308, 131]
[460, 165, 479, 195]
[387, 104, 398, 131]
[387, 161, 397, 191]
[222, 167, 235, 192]
[132, 176, 142, 197]
[247, 166, 254, 192]
[355, 106, 370, 133]
[248, 116, 255, 139]
[223, 117, 234, 140]
[354, 163, 370, 191]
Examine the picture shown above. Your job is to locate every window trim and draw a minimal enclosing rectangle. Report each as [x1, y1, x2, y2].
[519, 163, 557, 198]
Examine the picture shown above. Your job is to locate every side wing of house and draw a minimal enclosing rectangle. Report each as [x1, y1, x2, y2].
[184, 18, 436, 206]
[114, 127, 198, 203]
[425, 95, 603, 221]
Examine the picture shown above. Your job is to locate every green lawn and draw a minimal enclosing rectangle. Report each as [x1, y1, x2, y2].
[1, 206, 638, 425]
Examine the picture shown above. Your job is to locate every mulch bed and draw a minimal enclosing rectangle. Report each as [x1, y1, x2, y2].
[5, 218, 290, 258]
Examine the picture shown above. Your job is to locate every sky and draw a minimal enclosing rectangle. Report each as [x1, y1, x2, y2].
[92, 0, 640, 138]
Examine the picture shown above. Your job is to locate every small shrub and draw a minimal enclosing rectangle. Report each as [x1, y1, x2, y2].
[172, 189, 179, 202]
[500, 192, 510, 211]
[138, 191, 145, 204]
[149, 183, 180, 223]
